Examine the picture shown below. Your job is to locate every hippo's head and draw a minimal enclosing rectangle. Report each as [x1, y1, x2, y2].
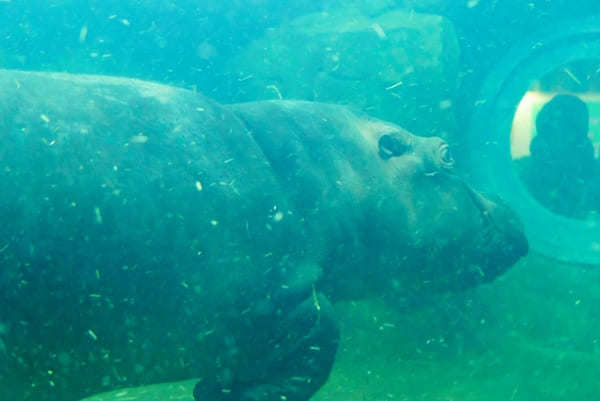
[371, 128, 528, 291]
[228, 100, 527, 294]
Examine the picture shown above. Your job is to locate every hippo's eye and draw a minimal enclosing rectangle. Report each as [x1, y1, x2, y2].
[378, 133, 410, 160]
[440, 144, 454, 165]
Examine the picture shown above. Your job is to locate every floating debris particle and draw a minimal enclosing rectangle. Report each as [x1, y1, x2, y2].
[87, 329, 98, 341]
[95, 270, 101, 279]
[563, 67, 582, 86]
[371, 23, 387, 39]
[311, 284, 321, 311]
[108, 14, 117, 19]
[266, 84, 283, 99]
[89, 294, 102, 299]
[40, 114, 50, 123]
[467, 0, 480, 7]
[94, 206, 103, 224]
[385, 81, 403, 90]
[79, 25, 88, 43]
[273, 211, 284, 222]
[196, 107, 205, 112]
[439, 99, 452, 109]
[210, 220, 218, 226]
[195, 181, 203, 191]
[121, 18, 131, 26]
[129, 134, 148, 144]
[223, 158, 234, 164]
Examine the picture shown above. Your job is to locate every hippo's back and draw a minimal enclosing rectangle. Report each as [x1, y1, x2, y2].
[0, 71, 300, 399]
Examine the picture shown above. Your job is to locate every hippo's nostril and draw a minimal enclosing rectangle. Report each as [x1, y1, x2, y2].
[438, 144, 454, 169]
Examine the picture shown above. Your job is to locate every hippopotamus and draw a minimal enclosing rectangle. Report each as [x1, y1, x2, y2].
[0, 70, 527, 401]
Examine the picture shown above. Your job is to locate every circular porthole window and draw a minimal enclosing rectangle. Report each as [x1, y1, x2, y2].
[465, 17, 600, 264]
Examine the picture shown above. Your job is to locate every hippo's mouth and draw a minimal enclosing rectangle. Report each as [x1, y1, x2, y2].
[441, 172, 528, 264]
[464, 181, 529, 279]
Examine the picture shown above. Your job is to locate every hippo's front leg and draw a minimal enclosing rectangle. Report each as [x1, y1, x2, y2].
[194, 292, 339, 401]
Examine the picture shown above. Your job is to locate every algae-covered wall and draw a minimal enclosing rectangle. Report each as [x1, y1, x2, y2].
[0, 1, 458, 139]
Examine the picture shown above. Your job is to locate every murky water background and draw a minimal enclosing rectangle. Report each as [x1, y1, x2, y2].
[1, 1, 600, 400]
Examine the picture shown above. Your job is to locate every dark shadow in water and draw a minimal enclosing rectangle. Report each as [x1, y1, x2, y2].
[513, 60, 600, 220]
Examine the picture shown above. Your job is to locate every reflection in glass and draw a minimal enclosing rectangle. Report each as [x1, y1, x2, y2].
[511, 60, 600, 219]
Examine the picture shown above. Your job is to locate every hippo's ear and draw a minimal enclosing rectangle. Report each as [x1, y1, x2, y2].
[378, 133, 410, 160]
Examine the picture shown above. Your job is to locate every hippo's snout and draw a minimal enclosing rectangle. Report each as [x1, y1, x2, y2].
[468, 187, 529, 280]
[377, 127, 527, 289]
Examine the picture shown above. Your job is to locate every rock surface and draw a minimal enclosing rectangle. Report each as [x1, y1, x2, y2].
[223, 9, 460, 137]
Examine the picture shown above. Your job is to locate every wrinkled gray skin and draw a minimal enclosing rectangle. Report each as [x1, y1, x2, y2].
[0, 70, 527, 401]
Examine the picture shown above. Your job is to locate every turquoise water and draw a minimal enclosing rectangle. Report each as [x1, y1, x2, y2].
[1, 1, 600, 401]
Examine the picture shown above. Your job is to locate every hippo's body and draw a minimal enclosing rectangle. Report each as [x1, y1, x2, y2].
[0, 70, 527, 401]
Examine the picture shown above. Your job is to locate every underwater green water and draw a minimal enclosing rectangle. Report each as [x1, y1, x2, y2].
[317, 253, 600, 401]
[75, 252, 600, 401]
[1, 2, 600, 401]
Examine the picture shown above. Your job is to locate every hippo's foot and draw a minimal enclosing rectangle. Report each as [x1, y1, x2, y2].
[194, 293, 339, 401]
[193, 380, 230, 401]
